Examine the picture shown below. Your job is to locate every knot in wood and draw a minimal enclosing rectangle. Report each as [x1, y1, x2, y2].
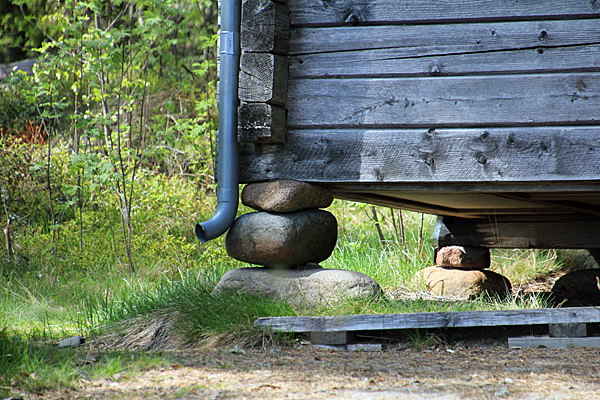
[477, 154, 487, 164]
[538, 30, 548, 41]
[345, 11, 362, 25]
[429, 64, 442, 75]
[425, 157, 435, 166]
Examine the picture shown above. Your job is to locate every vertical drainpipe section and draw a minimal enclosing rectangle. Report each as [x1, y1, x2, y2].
[195, 0, 241, 242]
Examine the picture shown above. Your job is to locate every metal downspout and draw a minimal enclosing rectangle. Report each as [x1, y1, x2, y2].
[195, 0, 240, 242]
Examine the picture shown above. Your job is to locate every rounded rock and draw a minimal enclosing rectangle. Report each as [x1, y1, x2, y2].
[225, 210, 338, 268]
[213, 264, 383, 309]
[436, 246, 491, 270]
[242, 180, 333, 213]
[416, 266, 512, 300]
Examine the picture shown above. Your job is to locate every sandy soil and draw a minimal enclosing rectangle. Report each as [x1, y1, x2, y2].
[26, 342, 600, 400]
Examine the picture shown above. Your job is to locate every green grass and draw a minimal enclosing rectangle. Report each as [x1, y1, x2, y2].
[0, 172, 571, 397]
[0, 328, 174, 398]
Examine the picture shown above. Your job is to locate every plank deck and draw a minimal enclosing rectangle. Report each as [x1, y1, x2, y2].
[254, 307, 600, 333]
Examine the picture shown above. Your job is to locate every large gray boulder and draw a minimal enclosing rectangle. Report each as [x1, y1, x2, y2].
[225, 209, 337, 268]
[241, 180, 333, 213]
[213, 265, 383, 309]
[416, 266, 512, 300]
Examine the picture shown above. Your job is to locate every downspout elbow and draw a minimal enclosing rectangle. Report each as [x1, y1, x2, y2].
[195, 0, 241, 242]
[195, 190, 238, 242]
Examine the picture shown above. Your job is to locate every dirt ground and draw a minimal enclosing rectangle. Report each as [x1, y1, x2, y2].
[26, 341, 600, 400]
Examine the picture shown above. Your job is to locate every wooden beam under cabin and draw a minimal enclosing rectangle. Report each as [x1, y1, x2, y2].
[434, 215, 600, 249]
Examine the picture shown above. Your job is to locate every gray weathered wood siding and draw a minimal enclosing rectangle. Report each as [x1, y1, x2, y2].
[237, 0, 600, 218]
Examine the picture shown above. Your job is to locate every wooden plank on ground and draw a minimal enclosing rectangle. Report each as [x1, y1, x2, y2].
[289, 19, 600, 56]
[434, 215, 600, 249]
[287, 74, 600, 128]
[254, 307, 600, 333]
[287, 0, 600, 27]
[508, 336, 600, 349]
[239, 127, 600, 183]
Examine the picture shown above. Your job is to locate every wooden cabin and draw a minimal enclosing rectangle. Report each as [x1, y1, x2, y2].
[236, 0, 600, 252]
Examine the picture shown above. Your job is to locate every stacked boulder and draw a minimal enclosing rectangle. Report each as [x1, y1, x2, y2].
[416, 246, 512, 300]
[214, 180, 382, 308]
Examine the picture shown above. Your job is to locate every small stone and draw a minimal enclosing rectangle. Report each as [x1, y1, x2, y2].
[416, 266, 511, 299]
[213, 265, 383, 309]
[242, 180, 333, 212]
[58, 336, 85, 348]
[225, 210, 337, 268]
[552, 269, 600, 306]
[436, 246, 490, 269]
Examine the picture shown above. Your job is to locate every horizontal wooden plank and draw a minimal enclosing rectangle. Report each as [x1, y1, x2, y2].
[290, 43, 600, 79]
[434, 215, 600, 249]
[326, 183, 600, 194]
[239, 127, 600, 183]
[287, 74, 600, 128]
[508, 336, 600, 349]
[254, 307, 600, 333]
[289, 19, 600, 56]
[288, 0, 600, 27]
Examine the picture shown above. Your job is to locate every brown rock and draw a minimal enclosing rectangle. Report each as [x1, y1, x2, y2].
[436, 246, 490, 269]
[213, 264, 383, 309]
[242, 180, 333, 212]
[225, 210, 337, 268]
[416, 266, 512, 300]
[552, 269, 600, 306]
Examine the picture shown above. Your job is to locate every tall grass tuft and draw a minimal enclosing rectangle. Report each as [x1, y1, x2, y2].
[90, 270, 298, 350]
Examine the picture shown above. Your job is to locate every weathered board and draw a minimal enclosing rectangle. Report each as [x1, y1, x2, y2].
[241, 0, 290, 54]
[287, 0, 600, 26]
[239, 53, 288, 105]
[287, 74, 600, 128]
[240, 128, 600, 182]
[238, 0, 290, 144]
[291, 44, 600, 79]
[434, 215, 600, 249]
[289, 19, 600, 56]
[254, 307, 600, 333]
[508, 336, 600, 349]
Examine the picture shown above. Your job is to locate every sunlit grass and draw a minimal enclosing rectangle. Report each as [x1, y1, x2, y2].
[0, 173, 578, 397]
